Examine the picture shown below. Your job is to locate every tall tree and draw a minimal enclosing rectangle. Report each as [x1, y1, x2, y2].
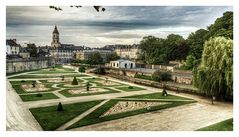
[88, 52, 103, 65]
[187, 29, 209, 59]
[139, 36, 167, 64]
[27, 43, 38, 57]
[207, 11, 233, 39]
[193, 37, 233, 100]
[164, 34, 187, 61]
[105, 52, 120, 63]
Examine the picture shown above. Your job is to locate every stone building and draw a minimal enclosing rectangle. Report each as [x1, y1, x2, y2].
[19, 47, 30, 58]
[6, 39, 21, 56]
[50, 25, 84, 64]
[114, 44, 141, 60]
[110, 59, 136, 69]
[75, 50, 112, 62]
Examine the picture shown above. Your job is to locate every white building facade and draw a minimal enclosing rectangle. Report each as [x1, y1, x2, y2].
[110, 59, 136, 69]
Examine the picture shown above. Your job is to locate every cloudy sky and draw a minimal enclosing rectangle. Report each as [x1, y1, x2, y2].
[6, 6, 232, 47]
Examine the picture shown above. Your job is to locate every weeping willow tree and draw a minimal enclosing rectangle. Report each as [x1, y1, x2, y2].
[193, 37, 233, 100]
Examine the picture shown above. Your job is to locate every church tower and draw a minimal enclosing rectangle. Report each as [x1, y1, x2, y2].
[51, 25, 61, 48]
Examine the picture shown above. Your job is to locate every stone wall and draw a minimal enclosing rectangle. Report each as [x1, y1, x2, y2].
[6, 57, 55, 74]
[107, 68, 192, 85]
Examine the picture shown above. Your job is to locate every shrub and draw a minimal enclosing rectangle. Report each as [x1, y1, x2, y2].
[94, 67, 106, 75]
[21, 80, 26, 83]
[134, 74, 152, 81]
[71, 77, 78, 85]
[162, 88, 168, 96]
[78, 66, 86, 73]
[57, 102, 63, 111]
[128, 86, 134, 89]
[36, 93, 43, 97]
[152, 70, 172, 82]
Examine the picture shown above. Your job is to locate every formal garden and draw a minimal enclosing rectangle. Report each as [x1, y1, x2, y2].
[7, 65, 207, 130]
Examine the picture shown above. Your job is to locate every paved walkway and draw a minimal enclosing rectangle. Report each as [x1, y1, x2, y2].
[6, 72, 233, 131]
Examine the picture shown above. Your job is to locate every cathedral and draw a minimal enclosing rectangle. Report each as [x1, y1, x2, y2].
[50, 25, 84, 64]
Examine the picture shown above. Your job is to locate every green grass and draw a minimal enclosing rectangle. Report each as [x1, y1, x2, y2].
[135, 74, 153, 81]
[59, 88, 120, 97]
[20, 93, 59, 102]
[123, 92, 193, 100]
[8, 74, 89, 79]
[30, 100, 102, 131]
[9, 80, 36, 85]
[11, 83, 58, 94]
[67, 99, 195, 129]
[30, 71, 77, 74]
[197, 118, 233, 131]
[115, 86, 145, 92]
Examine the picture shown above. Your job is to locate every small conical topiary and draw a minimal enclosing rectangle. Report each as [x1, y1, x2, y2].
[57, 102, 63, 111]
[71, 76, 78, 85]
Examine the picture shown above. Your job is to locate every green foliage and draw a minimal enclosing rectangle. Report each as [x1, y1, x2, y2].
[193, 37, 233, 100]
[88, 52, 104, 65]
[179, 55, 200, 70]
[57, 102, 63, 111]
[139, 36, 168, 64]
[27, 43, 38, 57]
[128, 86, 134, 89]
[78, 66, 86, 73]
[207, 11, 233, 39]
[187, 29, 209, 59]
[164, 34, 189, 61]
[152, 70, 172, 82]
[106, 52, 120, 63]
[36, 93, 43, 97]
[71, 77, 78, 85]
[139, 34, 189, 65]
[134, 74, 152, 81]
[95, 67, 106, 75]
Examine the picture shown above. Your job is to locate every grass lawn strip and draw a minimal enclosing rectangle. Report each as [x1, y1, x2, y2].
[67, 99, 195, 129]
[59, 88, 120, 97]
[11, 83, 58, 94]
[8, 74, 89, 79]
[197, 118, 233, 131]
[30, 100, 102, 131]
[114, 86, 145, 92]
[123, 92, 193, 100]
[20, 93, 59, 102]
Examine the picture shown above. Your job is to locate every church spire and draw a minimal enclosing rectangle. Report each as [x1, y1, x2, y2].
[53, 25, 59, 34]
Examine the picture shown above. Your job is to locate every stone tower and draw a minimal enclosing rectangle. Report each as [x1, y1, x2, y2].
[51, 25, 61, 48]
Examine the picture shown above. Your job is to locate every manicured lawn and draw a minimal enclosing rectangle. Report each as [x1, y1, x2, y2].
[11, 83, 58, 94]
[123, 92, 193, 100]
[30, 100, 102, 131]
[115, 86, 145, 92]
[20, 93, 59, 102]
[8, 74, 89, 79]
[67, 99, 195, 129]
[59, 88, 120, 97]
[197, 118, 233, 131]
[30, 71, 77, 74]
[9, 80, 35, 85]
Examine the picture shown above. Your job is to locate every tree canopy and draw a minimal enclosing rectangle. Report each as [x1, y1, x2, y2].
[88, 52, 103, 65]
[193, 37, 233, 100]
[207, 11, 233, 39]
